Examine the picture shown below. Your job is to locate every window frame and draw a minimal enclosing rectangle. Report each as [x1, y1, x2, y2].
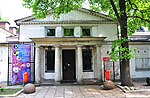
[64, 28, 74, 37]
[82, 28, 91, 37]
[46, 28, 56, 37]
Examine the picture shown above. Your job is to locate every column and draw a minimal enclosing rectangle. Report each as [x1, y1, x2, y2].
[96, 45, 102, 82]
[56, 27, 64, 37]
[40, 47, 45, 80]
[35, 45, 41, 83]
[77, 45, 83, 82]
[74, 27, 82, 37]
[54, 45, 61, 81]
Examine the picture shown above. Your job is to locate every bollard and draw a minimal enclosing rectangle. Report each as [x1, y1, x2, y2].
[104, 70, 110, 80]
[23, 72, 28, 83]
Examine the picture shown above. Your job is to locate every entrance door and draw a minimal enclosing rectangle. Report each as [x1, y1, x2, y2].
[62, 50, 76, 81]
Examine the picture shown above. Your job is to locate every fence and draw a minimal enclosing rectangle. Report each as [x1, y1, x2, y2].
[103, 61, 120, 81]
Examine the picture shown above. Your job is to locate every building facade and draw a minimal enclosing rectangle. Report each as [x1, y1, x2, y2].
[0, 22, 18, 83]
[129, 30, 150, 79]
[15, 8, 118, 84]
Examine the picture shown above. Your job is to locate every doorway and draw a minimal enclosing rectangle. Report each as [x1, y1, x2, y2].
[62, 50, 76, 82]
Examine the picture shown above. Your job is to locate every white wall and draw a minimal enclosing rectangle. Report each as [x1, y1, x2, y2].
[96, 24, 118, 41]
[19, 25, 45, 42]
[0, 28, 12, 42]
[32, 10, 104, 22]
[0, 46, 8, 82]
[19, 24, 117, 42]
[0, 32, 7, 42]
[130, 45, 150, 78]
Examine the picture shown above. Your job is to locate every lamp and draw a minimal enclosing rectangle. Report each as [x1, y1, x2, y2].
[86, 46, 90, 51]
[48, 46, 53, 56]
[48, 46, 52, 51]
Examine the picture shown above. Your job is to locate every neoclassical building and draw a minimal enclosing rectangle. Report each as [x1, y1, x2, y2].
[15, 8, 118, 84]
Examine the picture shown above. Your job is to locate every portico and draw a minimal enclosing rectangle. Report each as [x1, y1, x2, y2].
[32, 37, 105, 83]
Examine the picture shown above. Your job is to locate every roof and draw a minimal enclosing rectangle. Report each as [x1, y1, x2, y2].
[0, 21, 10, 25]
[129, 31, 150, 42]
[9, 26, 17, 29]
[15, 8, 117, 25]
[0, 27, 15, 36]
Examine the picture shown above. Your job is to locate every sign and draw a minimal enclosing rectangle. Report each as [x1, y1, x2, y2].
[103, 57, 110, 61]
[12, 44, 31, 84]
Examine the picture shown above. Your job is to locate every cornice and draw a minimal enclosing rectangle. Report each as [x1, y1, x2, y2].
[19, 20, 117, 25]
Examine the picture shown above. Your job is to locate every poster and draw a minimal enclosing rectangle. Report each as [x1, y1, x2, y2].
[12, 44, 31, 84]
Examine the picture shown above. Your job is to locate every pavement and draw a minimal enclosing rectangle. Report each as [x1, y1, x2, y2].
[0, 80, 150, 98]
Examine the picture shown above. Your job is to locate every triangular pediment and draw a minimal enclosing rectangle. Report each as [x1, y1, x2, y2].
[15, 8, 115, 25]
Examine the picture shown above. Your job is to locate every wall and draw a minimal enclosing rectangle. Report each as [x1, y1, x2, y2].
[97, 24, 118, 41]
[0, 46, 8, 83]
[19, 25, 45, 42]
[0, 28, 12, 42]
[32, 10, 104, 22]
[19, 23, 117, 42]
[130, 45, 150, 78]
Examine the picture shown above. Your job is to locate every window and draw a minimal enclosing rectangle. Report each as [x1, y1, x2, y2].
[64, 29, 74, 36]
[47, 29, 55, 36]
[45, 49, 55, 72]
[82, 47, 92, 72]
[82, 29, 91, 36]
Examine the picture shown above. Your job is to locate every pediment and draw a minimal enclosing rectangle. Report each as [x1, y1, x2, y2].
[15, 8, 115, 25]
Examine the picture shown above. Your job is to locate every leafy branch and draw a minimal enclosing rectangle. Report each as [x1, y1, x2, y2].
[109, 38, 134, 61]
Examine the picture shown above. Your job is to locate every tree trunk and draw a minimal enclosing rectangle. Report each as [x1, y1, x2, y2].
[119, 0, 133, 86]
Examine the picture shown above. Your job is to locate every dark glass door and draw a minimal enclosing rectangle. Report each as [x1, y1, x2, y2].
[62, 50, 76, 81]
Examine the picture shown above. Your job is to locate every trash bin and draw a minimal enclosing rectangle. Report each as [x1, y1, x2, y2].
[23, 72, 28, 83]
[104, 70, 110, 80]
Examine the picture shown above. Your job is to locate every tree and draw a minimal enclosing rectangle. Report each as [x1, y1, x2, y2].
[22, 0, 150, 86]
[0, 12, 8, 22]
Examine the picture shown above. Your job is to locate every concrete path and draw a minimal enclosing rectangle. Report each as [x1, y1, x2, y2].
[16, 85, 125, 98]
[1, 84, 150, 98]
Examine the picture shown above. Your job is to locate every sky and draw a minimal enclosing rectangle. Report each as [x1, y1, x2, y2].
[0, 0, 32, 26]
[0, 0, 89, 26]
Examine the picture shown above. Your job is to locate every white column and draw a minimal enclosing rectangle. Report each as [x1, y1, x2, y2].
[40, 47, 45, 80]
[77, 45, 83, 82]
[56, 27, 64, 37]
[96, 45, 102, 82]
[54, 45, 61, 81]
[74, 27, 82, 37]
[35, 45, 41, 83]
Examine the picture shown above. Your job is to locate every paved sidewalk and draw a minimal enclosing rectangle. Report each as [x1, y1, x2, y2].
[1, 81, 150, 98]
[10, 85, 126, 98]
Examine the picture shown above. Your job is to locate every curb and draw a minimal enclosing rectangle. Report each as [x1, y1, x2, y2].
[0, 88, 24, 97]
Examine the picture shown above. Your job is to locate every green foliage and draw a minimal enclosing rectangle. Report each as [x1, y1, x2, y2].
[109, 38, 134, 61]
[22, 0, 82, 19]
[0, 14, 9, 22]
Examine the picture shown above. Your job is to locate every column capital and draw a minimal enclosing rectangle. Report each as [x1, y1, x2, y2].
[77, 45, 83, 47]
[96, 44, 101, 47]
[54, 44, 60, 48]
[35, 44, 41, 48]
